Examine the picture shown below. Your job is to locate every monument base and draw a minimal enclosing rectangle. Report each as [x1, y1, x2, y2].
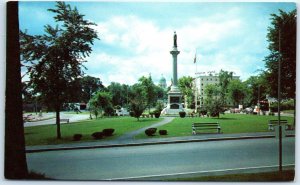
[161, 85, 184, 115]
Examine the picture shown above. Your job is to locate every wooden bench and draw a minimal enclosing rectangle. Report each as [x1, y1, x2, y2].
[60, 119, 70, 124]
[268, 120, 288, 131]
[192, 122, 221, 134]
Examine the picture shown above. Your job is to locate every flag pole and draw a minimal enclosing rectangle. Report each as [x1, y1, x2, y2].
[194, 51, 197, 113]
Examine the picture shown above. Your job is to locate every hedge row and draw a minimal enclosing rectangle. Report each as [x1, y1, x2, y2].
[73, 128, 115, 141]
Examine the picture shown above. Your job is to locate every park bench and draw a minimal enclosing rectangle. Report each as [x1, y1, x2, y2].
[268, 120, 289, 131]
[60, 119, 70, 124]
[192, 122, 221, 135]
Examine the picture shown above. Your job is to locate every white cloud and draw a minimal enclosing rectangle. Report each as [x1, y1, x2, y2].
[85, 11, 267, 86]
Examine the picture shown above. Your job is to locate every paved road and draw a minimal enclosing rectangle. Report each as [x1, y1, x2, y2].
[24, 112, 90, 127]
[26, 137, 295, 180]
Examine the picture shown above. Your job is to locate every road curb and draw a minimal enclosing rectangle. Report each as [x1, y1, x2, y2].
[26, 134, 295, 153]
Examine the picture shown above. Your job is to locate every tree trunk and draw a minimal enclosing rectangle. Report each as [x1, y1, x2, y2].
[5, 1, 29, 179]
[293, 97, 296, 128]
[56, 108, 61, 139]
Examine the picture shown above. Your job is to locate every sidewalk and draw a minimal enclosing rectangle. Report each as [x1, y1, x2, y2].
[26, 129, 295, 153]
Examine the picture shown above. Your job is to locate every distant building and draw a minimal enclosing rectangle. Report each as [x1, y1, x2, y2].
[194, 74, 239, 108]
[158, 75, 167, 89]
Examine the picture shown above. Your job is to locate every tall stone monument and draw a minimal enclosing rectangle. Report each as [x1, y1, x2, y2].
[162, 32, 183, 115]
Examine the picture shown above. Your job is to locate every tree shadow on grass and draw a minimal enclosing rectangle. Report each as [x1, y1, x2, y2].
[136, 118, 161, 123]
[210, 117, 238, 120]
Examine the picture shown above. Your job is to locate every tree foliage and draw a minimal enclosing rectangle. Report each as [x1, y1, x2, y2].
[80, 75, 104, 103]
[219, 70, 233, 101]
[138, 76, 158, 112]
[227, 79, 248, 107]
[107, 82, 129, 107]
[264, 9, 296, 99]
[89, 91, 113, 118]
[20, 2, 98, 138]
[129, 83, 147, 121]
[204, 84, 224, 118]
[178, 76, 194, 108]
[244, 75, 268, 107]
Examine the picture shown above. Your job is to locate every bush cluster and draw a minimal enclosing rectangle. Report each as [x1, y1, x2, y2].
[145, 128, 157, 136]
[159, 130, 167, 135]
[179, 111, 186, 118]
[102, 128, 115, 136]
[152, 110, 161, 118]
[92, 132, 104, 139]
[270, 99, 294, 112]
[73, 134, 82, 141]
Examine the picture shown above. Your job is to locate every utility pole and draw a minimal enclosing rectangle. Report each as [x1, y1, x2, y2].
[257, 85, 260, 115]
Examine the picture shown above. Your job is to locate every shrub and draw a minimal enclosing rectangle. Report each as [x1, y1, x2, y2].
[129, 111, 134, 117]
[104, 105, 114, 116]
[91, 132, 104, 139]
[179, 111, 186, 118]
[145, 128, 157, 136]
[154, 112, 161, 118]
[159, 130, 167, 135]
[269, 112, 275, 116]
[102, 128, 115, 136]
[73, 134, 82, 141]
[152, 109, 161, 118]
[210, 112, 219, 117]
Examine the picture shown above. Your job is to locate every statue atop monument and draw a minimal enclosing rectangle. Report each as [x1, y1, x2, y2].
[173, 31, 177, 47]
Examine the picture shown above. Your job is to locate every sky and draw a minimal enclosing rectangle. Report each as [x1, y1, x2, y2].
[19, 1, 296, 86]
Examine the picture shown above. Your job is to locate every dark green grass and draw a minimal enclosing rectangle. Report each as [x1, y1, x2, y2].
[25, 117, 162, 146]
[167, 170, 294, 181]
[136, 113, 294, 139]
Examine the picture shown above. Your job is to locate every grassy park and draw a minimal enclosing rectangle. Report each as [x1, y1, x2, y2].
[135, 113, 294, 139]
[25, 113, 294, 146]
[25, 117, 162, 146]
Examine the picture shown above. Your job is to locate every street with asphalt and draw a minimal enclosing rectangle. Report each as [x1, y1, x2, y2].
[25, 116, 295, 180]
[26, 137, 295, 180]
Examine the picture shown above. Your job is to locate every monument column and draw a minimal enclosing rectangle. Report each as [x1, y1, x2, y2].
[170, 31, 180, 88]
[162, 31, 183, 115]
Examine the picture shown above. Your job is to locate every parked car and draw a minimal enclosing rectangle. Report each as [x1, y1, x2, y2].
[116, 108, 129, 116]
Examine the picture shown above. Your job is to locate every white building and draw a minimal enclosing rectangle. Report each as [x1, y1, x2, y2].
[194, 74, 239, 109]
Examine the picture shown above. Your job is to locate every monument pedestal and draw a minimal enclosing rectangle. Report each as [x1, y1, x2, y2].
[162, 86, 184, 115]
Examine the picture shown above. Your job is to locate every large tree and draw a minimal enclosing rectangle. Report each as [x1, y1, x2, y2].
[178, 76, 194, 108]
[107, 82, 130, 107]
[244, 75, 268, 107]
[227, 79, 248, 107]
[80, 75, 104, 103]
[204, 84, 224, 118]
[20, 2, 98, 139]
[264, 9, 296, 100]
[89, 91, 113, 118]
[129, 83, 147, 121]
[218, 70, 233, 105]
[138, 76, 158, 112]
[5, 1, 28, 179]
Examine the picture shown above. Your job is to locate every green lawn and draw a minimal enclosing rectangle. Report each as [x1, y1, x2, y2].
[25, 117, 162, 146]
[282, 110, 295, 114]
[135, 113, 294, 139]
[167, 170, 294, 181]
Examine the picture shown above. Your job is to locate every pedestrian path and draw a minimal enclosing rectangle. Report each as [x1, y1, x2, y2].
[116, 117, 174, 142]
